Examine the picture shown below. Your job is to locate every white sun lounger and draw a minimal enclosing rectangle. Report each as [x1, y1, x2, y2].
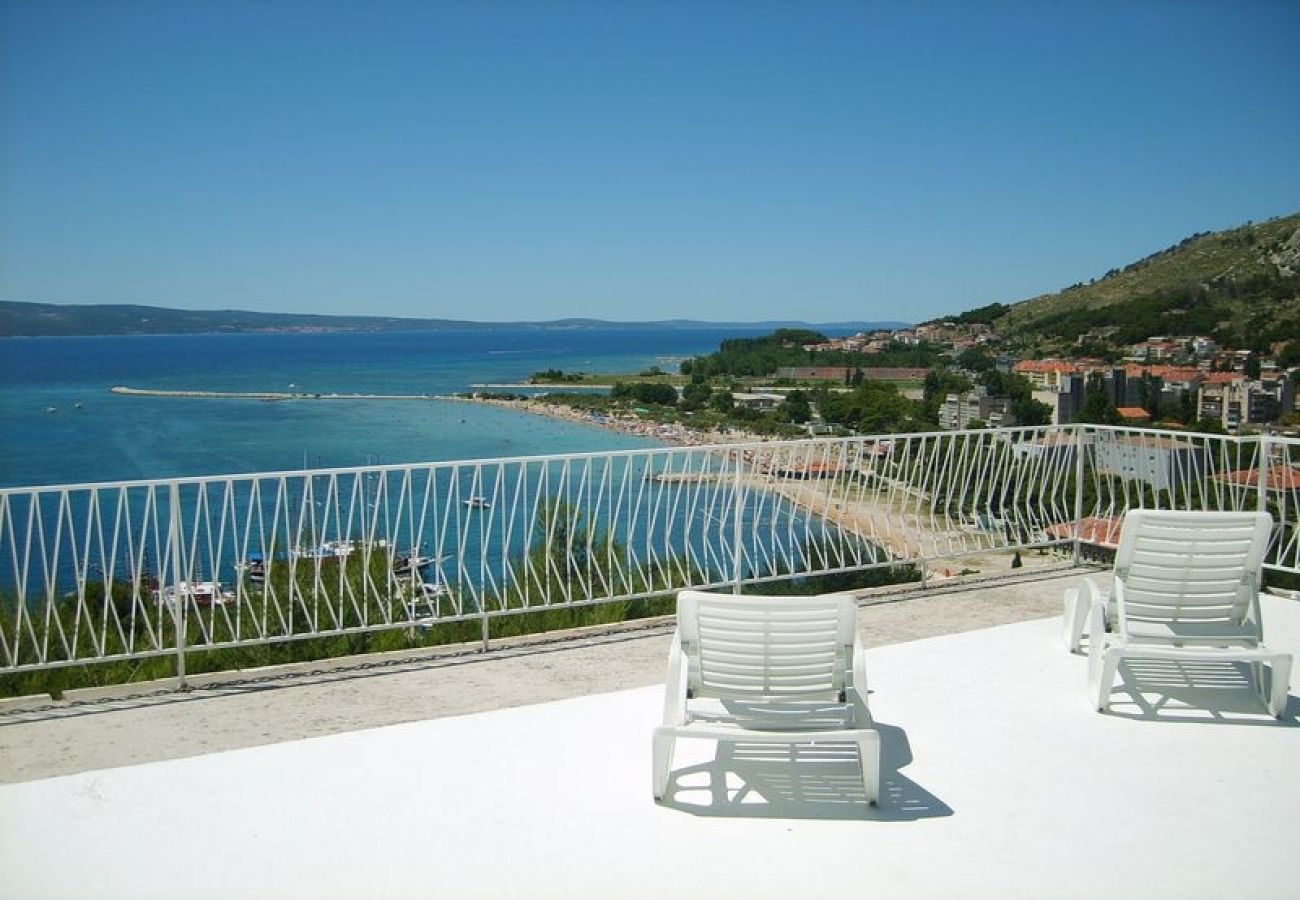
[1083, 510, 1291, 716]
[652, 590, 880, 804]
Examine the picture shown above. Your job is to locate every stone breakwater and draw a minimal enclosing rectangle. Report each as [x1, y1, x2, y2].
[110, 386, 441, 401]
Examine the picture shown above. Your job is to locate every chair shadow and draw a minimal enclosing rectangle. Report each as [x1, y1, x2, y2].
[1102, 658, 1297, 726]
[658, 721, 953, 821]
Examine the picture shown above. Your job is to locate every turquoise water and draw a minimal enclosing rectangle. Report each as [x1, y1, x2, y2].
[0, 327, 768, 488]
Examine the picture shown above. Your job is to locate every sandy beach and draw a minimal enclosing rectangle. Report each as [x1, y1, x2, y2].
[457, 394, 1049, 580]
[449, 393, 759, 447]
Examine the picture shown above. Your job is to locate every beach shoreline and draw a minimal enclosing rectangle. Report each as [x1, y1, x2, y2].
[448, 392, 760, 448]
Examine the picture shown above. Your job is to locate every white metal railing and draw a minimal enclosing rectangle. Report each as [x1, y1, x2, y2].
[1, 424, 1296, 678]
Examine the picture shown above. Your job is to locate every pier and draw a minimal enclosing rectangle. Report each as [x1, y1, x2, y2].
[110, 386, 445, 401]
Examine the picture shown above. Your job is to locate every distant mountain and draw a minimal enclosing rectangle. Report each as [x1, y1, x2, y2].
[0, 301, 907, 338]
[982, 212, 1300, 351]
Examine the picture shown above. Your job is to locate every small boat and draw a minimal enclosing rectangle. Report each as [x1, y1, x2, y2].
[291, 540, 355, 561]
[394, 552, 439, 576]
[240, 552, 271, 582]
[153, 581, 235, 607]
[464, 497, 492, 510]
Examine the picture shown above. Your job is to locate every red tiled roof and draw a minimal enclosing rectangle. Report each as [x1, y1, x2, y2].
[1212, 465, 1300, 489]
[1116, 407, 1149, 419]
[1013, 359, 1077, 374]
[1044, 515, 1123, 548]
[1125, 365, 1203, 382]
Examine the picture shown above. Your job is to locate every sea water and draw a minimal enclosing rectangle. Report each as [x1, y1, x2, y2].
[0, 327, 771, 488]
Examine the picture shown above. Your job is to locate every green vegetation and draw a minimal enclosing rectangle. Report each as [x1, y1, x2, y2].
[530, 368, 588, 384]
[978, 370, 1053, 426]
[679, 328, 940, 379]
[610, 381, 678, 406]
[814, 381, 924, 432]
[951, 302, 1009, 325]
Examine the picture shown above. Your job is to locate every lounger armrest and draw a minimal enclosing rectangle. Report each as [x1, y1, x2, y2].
[1064, 577, 1103, 652]
[1078, 577, 1099, 609]
[661, 629, 688, 726]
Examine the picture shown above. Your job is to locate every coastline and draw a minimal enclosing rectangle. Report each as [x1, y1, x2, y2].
[447, 393, 758, 448]
[452, 394, 1049, 578]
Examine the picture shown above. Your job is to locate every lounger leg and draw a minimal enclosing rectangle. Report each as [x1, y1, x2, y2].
[1267, 655, 1293, 719]
[858, 731, 881, 807]
[1063, 588, 1088, 653]
[1249, 660, 1267, 709]
[1088, 612, 1121, 715]
[652, 729, 676, 800]
[1086, 603, 1113, 711]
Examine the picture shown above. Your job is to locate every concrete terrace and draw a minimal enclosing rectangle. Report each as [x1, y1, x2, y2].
[1, 569, 1298, 899]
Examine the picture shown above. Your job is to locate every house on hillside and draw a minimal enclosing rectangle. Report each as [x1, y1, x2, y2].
[939, 389, 1014, 430]
[1197, 374, 1289, 431]
[1012, 359, 1078, 390]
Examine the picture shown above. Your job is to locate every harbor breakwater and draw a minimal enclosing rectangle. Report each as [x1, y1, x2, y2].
[110, 386, 447, 401]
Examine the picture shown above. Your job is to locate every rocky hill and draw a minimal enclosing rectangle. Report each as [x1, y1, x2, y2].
[990, 212, 1300, 352]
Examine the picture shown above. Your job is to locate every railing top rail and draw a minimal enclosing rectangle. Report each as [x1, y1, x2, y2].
[0, 426, 1070, 495]
[0, 423, 1292, 496]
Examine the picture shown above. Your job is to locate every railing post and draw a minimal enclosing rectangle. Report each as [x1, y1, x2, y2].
[1072, 424, 1086, 568]
[168, 482, 188, 691]
[1257, 432, 1270, 513]
[732, 449, 745, 594]
[481, 602, 490, 653]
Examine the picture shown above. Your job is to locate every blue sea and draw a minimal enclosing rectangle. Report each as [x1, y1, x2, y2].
[0, 327, 771, 488]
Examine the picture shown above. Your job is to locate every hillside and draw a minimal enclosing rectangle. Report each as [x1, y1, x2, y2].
[992, 212, 1300, 352]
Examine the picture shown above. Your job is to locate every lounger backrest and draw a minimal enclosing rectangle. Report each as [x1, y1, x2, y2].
[676, 591, 857, 701]
[1113, 510, 1272, 627]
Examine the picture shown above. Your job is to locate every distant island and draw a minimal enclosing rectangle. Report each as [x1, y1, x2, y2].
[0, 301, 906, 338]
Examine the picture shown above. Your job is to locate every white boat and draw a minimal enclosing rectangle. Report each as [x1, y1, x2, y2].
[464, 497, 492, 510]
[394, 552, 441, 576]
[291, 540, 355, 561]
[152, 581, 235, 607]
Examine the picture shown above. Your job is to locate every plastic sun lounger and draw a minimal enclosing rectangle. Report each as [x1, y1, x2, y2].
[1080, 510, 1291, 717]
[652, 590, 881, 804]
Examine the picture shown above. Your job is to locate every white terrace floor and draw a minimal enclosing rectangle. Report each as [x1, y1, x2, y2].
[1, 571, 1298, 899]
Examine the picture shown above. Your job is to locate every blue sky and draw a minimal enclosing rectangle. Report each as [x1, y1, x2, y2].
[2, 1, 1298, 324]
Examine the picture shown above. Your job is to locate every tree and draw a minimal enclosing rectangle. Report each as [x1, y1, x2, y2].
[1012, 396, 1053, 426]
[777, 390, 811, 424]
[818, 381, 920, 433]
[611, 381, 677, 406]
[679, 379, 712, 410]
[708, 388, 734, 413]
[1074, 374, 1121, 425]
[956, 346, 995, 372]
[921, 368, 974, 424]
[1244, 352, 1261, 379]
